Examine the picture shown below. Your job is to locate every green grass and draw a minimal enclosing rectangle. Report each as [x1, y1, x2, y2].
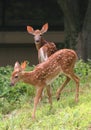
[0, 60, 91, 130]
[0, 85, 91, 130]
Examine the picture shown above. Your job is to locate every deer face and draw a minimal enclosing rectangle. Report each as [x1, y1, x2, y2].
[33, 30, 42, 44]
[10, 61, 26, 86]
[27, 23, 48, 45]
[10, 70, 21, 86]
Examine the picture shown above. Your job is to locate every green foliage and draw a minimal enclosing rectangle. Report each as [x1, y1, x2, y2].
[0, 66, 12, 95]
[0, 60, 91, 130]
[75, 59, 91, 77]
[0, 65, 35, 115]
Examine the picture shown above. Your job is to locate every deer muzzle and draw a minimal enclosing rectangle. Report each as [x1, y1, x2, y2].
[10, 82, 15, 87]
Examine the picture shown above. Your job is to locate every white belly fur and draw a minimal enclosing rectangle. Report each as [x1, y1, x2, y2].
[39, 48, 48, 62]
[46, 72, 62, 85]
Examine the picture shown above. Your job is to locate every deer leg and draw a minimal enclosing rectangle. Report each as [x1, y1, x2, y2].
[70, 73, 80, 102]
[32, 87, 44, 119]
[46, 85, 52, 105]
[56, 76, 71, 101]
[37, 89, 44, 102]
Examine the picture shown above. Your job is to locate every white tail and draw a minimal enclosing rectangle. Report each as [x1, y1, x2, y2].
[27, 23, 57, 63]
[10, 49, 80, 119]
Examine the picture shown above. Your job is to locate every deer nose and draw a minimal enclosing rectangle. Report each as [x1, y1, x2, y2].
[36, 40, 40, 43]
[10, 82, 14, 86]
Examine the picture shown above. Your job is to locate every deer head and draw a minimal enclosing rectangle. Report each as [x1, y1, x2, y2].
[10, 61, 27, 86]
[27, 23, 48, 49]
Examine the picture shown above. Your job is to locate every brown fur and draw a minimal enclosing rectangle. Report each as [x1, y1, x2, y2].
[10, 49, 80, 119]
[27, 23, 57, 63]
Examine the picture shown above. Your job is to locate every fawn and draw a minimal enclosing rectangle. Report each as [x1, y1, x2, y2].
[27, 23, 57, 63]
[10, 49, 80, 119]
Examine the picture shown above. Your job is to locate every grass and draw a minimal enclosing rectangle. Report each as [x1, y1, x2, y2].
[0, 60, 91, 130]
[0, 82, 91, 130]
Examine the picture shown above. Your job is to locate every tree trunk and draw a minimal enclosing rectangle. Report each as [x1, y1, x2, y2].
[81, 0, 91, 61]
[57, 0, 91, 61]
[57, 0, 80, 50]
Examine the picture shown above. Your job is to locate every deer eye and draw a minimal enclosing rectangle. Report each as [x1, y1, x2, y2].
[15, 75, 18, 78]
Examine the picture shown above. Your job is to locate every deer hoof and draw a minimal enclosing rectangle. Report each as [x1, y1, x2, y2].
[57, 96, 60, 101]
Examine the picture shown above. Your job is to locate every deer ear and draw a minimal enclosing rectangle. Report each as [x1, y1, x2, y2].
[21, 61, 27, 70]
[41, 23, 48, 34]
[14, 62, 21, 70]
[27, 26, 34, 35]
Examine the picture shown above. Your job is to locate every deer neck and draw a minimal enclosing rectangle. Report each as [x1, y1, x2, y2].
[35, 37, 47, 51]
[41, 37, 47, 45]
[20, 71, 34, 85]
